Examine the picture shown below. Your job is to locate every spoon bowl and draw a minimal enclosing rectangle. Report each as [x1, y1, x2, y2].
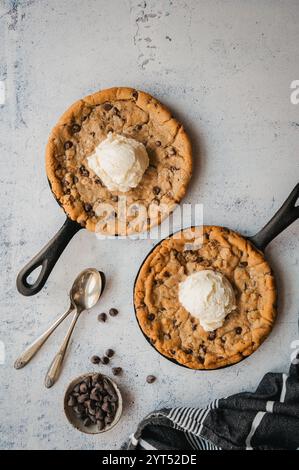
[71, 268, 104, 311]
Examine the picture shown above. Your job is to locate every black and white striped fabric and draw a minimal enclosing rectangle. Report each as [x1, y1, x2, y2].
[124, 355, 299, 450]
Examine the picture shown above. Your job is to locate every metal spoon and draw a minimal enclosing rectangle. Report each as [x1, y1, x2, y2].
[44, 268, 104, 388]
[14, 269, 104, 371]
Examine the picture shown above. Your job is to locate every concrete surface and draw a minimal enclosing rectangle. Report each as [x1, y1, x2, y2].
[0, 0, 299, 450]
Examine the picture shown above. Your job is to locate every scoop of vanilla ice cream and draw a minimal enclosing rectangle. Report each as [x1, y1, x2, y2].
[87, 133, 149, 192]
[178, 270, 236, 332]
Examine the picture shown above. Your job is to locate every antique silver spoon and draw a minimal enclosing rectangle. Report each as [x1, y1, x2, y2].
[44, 268, 104, 388]
[14, 269, 104, 373]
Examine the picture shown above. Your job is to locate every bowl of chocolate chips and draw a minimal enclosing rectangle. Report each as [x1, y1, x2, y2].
[64, 373, 122, 434]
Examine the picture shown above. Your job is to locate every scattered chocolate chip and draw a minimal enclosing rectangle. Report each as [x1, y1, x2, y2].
[147, 313, 155, 321]
[134, 124, 142, 131]
[111, 195, 118, 202]
[101, 356, 109, 365]
[64, 141, 73, 150]
[84, 203, 92, 212]
[192, 324, 197, 331]
[153, 186, 161, 195]
[91, 355, 101, 364]
[112, 367, 122, 376]
[79, 165, 89, 177]
[73, 175, 78, 183]
[197, 356, 204, 364]
[105, 349, 114, 358]
[239, 261, 248, 267]
[235, 327, 242, 335]
[103, 103, 113, 111]
[98, 313, 107, 322]
[208, 331, 216, 340]
[95, 178, 102, 185]
[185, 349, 193, 355]
[155, 140, 161, 147]
[109, 308, 118, 317]
[170, 350, 176, 356]
[71, 123, 81, 133]
[132, 90, 138, 100]
[146, 375, 156, 384]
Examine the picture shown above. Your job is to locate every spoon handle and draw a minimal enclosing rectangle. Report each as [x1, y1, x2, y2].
[44, 309, 81, 388]
[14, 305, 74, 370]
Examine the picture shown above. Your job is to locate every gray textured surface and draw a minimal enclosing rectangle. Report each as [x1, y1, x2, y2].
[1, 0, 299, 450]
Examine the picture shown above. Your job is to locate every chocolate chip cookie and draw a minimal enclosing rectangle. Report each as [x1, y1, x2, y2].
[134, 226, 277, 370]
[46, 87, 192, 235]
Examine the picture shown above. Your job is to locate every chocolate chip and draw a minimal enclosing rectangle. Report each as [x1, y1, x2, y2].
[64, 141, 73, 150]
[91, 355, 101, 364]
[84, 203, 92, 212]
[155, 140, 161, 147]
[101, 356, 109, 365]
[103, 103, 113, 111]
[71, 123, 81, 133]
[170, 350, 176, 356]
[98, 313, 107, 322]
[197, 356, 205, 364]
[79, 383, 88, 394]
[79, 165, 89, 177]
[68, 396, 76, 407]
[111, 195, 118, 202]
[239, 261, 248, 267]
[146, 375, 156, 384]
[97, 420, 105, 430]
[73, 175, 78, 183]
[112, 367, 122, 376]
[168, 147, 176, 155]
[153, 186, 161, 195]
[95, 177, 103, 185]
[105, 349, 114, 358]
[134, 124, 142, 131]
[185, 349, 193, 355]
[192, 324, 197, 331]
[83, 417, 92, 427]
[208, 331, 216, 340]
[235, 327, 242, 335]
[101, 402, 110, 413]
[132, 90, 138, 100]
[77, 393, 89, 404]
[109, 308, 118, 317]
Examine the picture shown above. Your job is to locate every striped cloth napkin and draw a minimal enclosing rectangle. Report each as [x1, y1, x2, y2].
[124, 354, 299, 450]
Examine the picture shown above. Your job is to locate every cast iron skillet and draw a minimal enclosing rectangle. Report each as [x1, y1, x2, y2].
[133, 183, 299, 369]
[17, 180, 84, 296]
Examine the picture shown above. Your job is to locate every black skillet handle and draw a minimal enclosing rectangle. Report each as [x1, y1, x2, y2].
[16, 218, 82, 296]
[248, 183, 299, 251]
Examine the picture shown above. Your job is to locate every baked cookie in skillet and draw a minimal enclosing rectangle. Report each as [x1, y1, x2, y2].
[134, 226, 277, 370]
[46, 87, 192, 235]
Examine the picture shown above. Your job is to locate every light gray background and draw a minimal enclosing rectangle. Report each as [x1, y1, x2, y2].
[1, 0, 299, 450]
